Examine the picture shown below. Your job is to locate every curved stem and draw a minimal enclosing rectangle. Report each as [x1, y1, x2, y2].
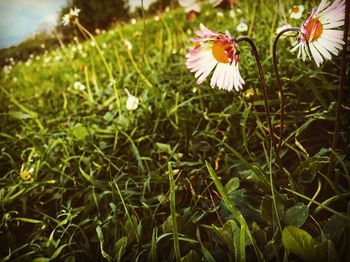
[272, 27, 300, 153]
[235, 36, 283, 168]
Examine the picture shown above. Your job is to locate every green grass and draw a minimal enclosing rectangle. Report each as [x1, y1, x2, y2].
[1, 1, 349, 261]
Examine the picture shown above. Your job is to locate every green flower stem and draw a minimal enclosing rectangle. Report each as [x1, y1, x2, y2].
[235, 36, 283, 169]
[272, 27, 300, 153]
[76, 21, 121, 115]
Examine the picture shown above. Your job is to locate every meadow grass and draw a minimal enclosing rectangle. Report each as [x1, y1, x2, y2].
[1, 1, 349, 261]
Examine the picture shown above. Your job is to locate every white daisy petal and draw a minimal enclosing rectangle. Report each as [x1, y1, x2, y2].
[293, 0, 345, 66]
[309, 43, 323, 67]
[186, 24, 245, 92]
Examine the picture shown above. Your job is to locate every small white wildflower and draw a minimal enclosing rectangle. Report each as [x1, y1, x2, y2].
[3, 65, 12, 74]
[13, 77, 18, 82]
[54, 55, 62, 61]
[77, 44, 83, 50]
[154, 15, 160, 21]
[276, 23, 293, 36]
[217, 11, 224, 17]
[62, 7, 80, 26]
[40, 43, 45, 49]
[29, 54, 34, 59]
[165, 7, 170, 13]
[73, 81, 86, 91]
[124, 40, 132, 50]
[90, 41, 96, 47]
[290, 5, 304, 19]
[102, 43, 107, 49]
[179, 0, 201, 13]
[229, 10, 235, 18]
[124, 89, 139, 111]
[131, 18, 137, 24]
[209, 0, 224, 6]
[236, 22, 248, 32]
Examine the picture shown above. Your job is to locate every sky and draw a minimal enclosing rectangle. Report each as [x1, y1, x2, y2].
[0, 0, 67, 48]
[0, 0, 157, 49]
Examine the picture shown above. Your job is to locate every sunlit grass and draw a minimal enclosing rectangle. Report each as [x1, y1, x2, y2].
[0, 1, 349, 261]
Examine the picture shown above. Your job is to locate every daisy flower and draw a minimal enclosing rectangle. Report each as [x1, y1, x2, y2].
[217, 11, 224, 17]
[125, 89, 139, 111]
[276, 23, 293, 35]
[290, 5, 305, 19]
[292, 0, 345, 67]
[236, 22, 248, 32]
[178, 0, 200, 13]
[185, 23, 244, 92]
[209, 0, 224, 7]
[73, 81, 86, 91]
[62, 7, 80, 26]
[124, 40, 133, 50]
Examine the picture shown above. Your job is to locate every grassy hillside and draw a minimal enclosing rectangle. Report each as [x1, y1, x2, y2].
[1, 2, 349, 261]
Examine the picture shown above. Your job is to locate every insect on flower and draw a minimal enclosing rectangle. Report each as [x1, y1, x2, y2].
[291, 0, 345, 67]
[185, 23, 244, 92]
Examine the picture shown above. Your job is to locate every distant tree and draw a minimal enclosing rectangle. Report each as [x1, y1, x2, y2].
[148, 0, 172, 13]
[58, 0, 130, 33]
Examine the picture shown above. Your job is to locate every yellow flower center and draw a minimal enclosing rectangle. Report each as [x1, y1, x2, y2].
[304, 19, 323, 42]
[292, 6, 300, 13]
[212, 40, 230, 63]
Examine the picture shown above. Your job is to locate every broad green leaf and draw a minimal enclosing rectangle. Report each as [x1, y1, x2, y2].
[283, 203, 309, 227]
[260, 196, 284, 225]
[282, 226, 318, 262]
[316, 240, 338, 262]
[225, 177, 240, 194]
[213, 220, 240, 256]
[156, 142, 173, 154]
[9, 111, 31, 119]
[113, 236, 128, 262]
[181, 250, 201, 262]
[71, 124, 89, 140]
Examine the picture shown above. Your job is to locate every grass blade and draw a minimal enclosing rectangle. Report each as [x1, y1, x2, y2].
[168, 162, 181, 261]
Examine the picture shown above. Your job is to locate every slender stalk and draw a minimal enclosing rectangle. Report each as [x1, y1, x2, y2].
[327, 0, 350, 177]
[272, 27, 300, 153]
[235, 36, 283, 168]
[75, 21, 121, 115]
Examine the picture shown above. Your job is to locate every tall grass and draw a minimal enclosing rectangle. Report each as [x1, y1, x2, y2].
[0, 1, 349, 261]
